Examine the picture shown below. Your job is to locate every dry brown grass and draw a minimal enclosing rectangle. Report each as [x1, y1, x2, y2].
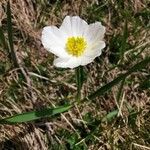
[0, 0, 150, 149]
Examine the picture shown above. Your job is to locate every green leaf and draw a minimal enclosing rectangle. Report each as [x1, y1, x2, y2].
[88, 73, 127, 100]
[7, 1, 18, 67]
[87, 57, 150, 100]
[101, 110, 119, 122]
[0, 105, 72, 124]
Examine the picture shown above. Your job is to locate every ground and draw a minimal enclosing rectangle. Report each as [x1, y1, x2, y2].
[0, 0, 150, 150]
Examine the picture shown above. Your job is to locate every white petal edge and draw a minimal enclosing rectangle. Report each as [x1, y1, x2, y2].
[59, 16, 88, 37]
[84, 22, 105, 44]
[41, 26, 70, 58]
[83, 41, 105, 59]
[53, 57, 82, 68]
[80, 56, 94, 66]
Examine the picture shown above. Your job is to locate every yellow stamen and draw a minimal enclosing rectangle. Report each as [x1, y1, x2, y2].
[66, 37, 87, 57]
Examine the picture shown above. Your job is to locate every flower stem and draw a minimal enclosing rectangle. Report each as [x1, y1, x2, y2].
[75, 66, 83, 102]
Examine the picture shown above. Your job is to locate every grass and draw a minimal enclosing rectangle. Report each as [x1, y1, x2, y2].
[0, 0, 150, 149]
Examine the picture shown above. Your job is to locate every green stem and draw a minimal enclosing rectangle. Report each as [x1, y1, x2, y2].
[75, 66, 82, 102]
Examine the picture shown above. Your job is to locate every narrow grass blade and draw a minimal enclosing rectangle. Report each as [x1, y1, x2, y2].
[0, 105, 72, 124]
[120, 19, 128, 62]
[102, 106, 134, 122]
[126, 57, 150, 75]
[102, 110, 119, 122]
[7, 1, 18, 67]
[88, 57, 150, 100]
[88, 73, 127, 100]
[116, 77, 125, 103]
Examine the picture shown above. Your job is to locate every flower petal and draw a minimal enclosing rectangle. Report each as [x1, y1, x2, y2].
[84, 41, 105, 58]
[41, 26, 70, 58]
[84, 22, 105, 44]
[80, 56, 94, 66]
[83, 22, 105, 61]
[59, 16, 88, 37]
[53, 57, 81, 68]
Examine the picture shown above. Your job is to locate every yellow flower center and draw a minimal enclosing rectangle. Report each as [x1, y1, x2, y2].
[66, 37, 87, 57]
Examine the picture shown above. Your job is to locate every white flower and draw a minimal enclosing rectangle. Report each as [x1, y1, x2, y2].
[41, 16, 106, 68]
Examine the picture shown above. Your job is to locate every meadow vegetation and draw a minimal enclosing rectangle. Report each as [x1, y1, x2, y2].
[0, 0, 150, 149]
